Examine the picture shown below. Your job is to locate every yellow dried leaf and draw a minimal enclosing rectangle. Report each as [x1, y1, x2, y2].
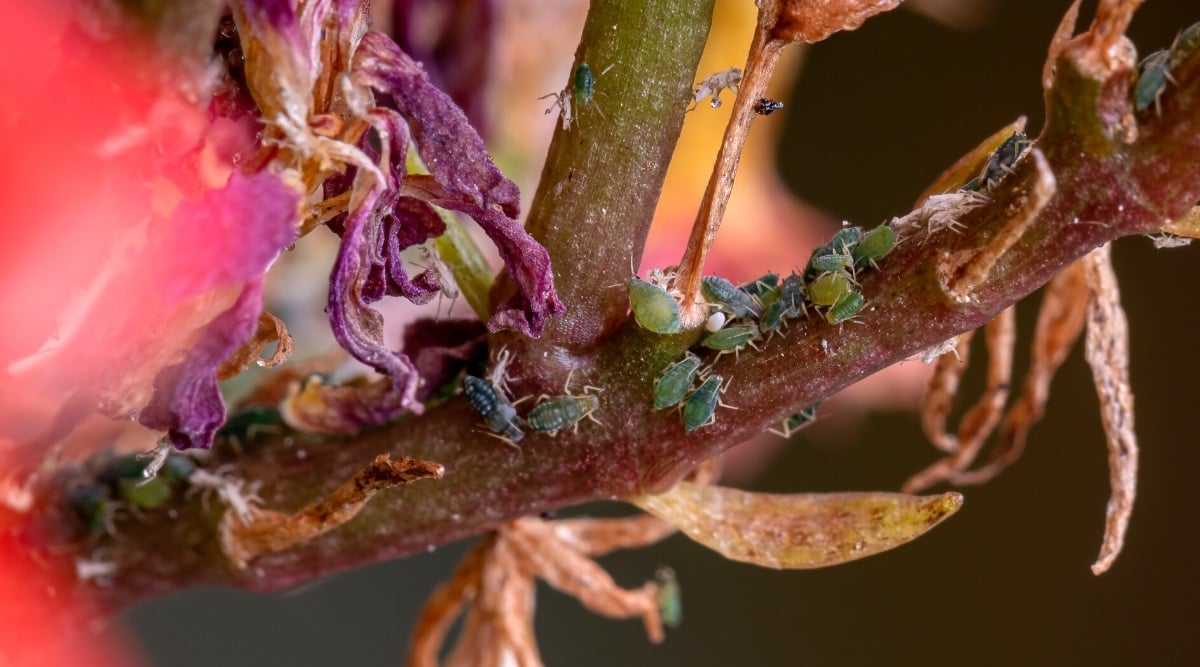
[633, 482, 962, 569]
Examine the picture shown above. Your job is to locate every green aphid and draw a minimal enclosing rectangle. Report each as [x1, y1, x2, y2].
[654, 353, 703, 410]
[683, 374, 724, 432]
[1170, 22, 1200, 67]
[118, 477, 172, 510]
[805, 227, 862, 281]
[828, 226, 862, 252]
[1134, 49, 1172, 114]
[574, 63, 597, 106]
[806, 271, 853, 307]
[217, 405, 284, 447]
[629, 278, 682, 334]
[770, 401, 823, 438]
[826, 291, 865, 324]
[962, 131, 1029, 191]
[851, 224, 896, 269]
[701, 275, 761, 319]
[740, 272, 779, 299]
[759, 274, 807, 334]
[702, 324, 759, 352]
[807, 250, 854, 274]
[656, 568, 683, 629]
[67, 483, 113, 535]
[759, 294, 791, 334]
[527, 394, 600, 435]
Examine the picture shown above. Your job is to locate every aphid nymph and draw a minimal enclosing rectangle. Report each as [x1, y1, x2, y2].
[702, 324, 759, 354]
[683, 374, 726, 432]
[654, 353, 703, 410]
[527, 394, 601, 436]
[805, 271, 854, 307]
[825, 291, 865, 325]
[630, 277, 683, 334]
[464, 375, 524, 442]
[701, 275, 761, 319]
[851, 224, 896, 269]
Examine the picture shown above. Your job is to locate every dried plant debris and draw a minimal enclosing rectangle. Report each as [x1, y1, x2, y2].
[408, 515, 675, 667]
[219, 454, 444, 569]
[765, 0, 905, 45]
[904, 308, 1014, 492]
[215, 310, 295, 380]
[955, 263, 1088, 485]
[634, 481, 962, 569]
[1081, 245, 1137, 575]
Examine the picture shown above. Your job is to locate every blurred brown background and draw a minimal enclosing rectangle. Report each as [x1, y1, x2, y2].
[119, 1, 1200, 664]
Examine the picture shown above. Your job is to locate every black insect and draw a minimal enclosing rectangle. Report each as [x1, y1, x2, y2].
[752, 98, 784, 116]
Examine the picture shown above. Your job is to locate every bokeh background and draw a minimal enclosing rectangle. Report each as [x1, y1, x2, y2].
[117, 1, 1200, 664]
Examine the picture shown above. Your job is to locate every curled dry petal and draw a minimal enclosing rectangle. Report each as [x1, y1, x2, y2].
[954, 262, 1089, 485]
[219, 453, 445, 569]
[216, 310, 295, 380]
[402, 318, 488, 403]
[139, 282, 267, 450]
[354, 31, 563, 337]
[1081, 245, 1138, 575]
[633, 481, 963, 569]
[765, 0, 904, 44]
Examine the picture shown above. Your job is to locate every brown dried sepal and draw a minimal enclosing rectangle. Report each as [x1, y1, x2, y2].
[634, 482, 962, 569]
[216, 310, 295, 380]
[764, 0, 904, 45]
[953, 261, 1089, 485]
[1081, 244, 1138, 575]
[938, 150, 1056, 303]
[219, 454, 444, 569]
[905, 307, 1015, 492]
[408, 515, 673, 667]
[1162, 205, 1200, 239]
[1043, 0, 1083, 91]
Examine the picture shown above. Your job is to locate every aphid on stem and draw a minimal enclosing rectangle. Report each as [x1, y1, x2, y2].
[463, 375, 524, 444]
[701, 324, 760, 358]
[768, 402, 823, 439]
[682, 374, 734, 432]
[654, 353, 703, 411]
[825, 291, 866, 325]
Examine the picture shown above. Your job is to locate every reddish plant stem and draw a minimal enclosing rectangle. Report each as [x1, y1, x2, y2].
[24, 11, 1200, 614]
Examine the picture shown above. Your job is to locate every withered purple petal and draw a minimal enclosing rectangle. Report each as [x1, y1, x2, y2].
[327, 180, 423, 416]
[402, 318, 488, 403]
[140, 282, 265, 450]
[354, 31, 563, 336]
[150, 171, 300, 305]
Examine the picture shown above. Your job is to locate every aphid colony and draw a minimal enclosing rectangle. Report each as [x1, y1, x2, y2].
[65, 450, 197, 535]
[463, 374, 601, 443]
[636, 222, 897, 432]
